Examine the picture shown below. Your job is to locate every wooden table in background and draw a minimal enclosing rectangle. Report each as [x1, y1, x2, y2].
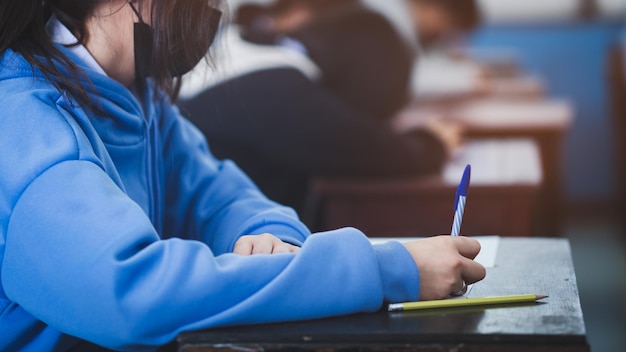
[415, 74, 546, 104]
[174, 238, 589, 352]
[305, 139, 542, 237]
[395, 99, 573, 236]
[486, 75, 545, 100]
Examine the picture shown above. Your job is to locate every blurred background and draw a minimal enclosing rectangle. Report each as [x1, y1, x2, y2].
[471, 2, 626, 351]
[183, 0, 626, 350]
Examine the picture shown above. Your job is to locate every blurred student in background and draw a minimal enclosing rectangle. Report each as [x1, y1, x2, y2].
[363, 0, 485, 98]
[235, 0, 408, 119]
[180, 0, 457, 214]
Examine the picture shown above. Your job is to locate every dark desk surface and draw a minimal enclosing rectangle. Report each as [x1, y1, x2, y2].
[176, 238, 589, 352]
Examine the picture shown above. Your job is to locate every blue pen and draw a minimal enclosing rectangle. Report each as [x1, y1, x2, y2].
[451, 164, 471, 237]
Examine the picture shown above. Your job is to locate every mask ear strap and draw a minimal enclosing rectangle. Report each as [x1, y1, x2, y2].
[130, 1, 153, 83]
[128, 2, 146, 24]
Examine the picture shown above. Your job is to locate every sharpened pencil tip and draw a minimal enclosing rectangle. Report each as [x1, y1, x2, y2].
[536, 295, 548, 300]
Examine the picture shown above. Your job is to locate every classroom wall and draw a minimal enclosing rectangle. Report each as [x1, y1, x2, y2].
[469, 21, 624, 205]
[478, 0, 626, 21]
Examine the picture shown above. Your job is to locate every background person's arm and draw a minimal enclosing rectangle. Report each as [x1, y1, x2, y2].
[180, 68, 447, 179]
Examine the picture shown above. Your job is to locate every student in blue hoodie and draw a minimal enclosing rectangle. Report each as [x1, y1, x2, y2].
[0, 0, 486, 351]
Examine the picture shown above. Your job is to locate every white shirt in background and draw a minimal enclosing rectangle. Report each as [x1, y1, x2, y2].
[180, 26, 321, 100]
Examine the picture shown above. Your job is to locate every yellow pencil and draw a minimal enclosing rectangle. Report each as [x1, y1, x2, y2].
[388, 294, 548, 312]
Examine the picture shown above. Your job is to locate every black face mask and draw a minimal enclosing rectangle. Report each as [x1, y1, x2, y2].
[129, 2, 222, 80]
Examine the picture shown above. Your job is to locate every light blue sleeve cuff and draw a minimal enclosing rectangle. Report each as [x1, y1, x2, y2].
[372, 241, 420, 303]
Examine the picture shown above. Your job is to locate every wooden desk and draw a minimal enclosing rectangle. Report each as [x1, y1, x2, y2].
[487, 75, 545, 100]
[415, 75, 546, 105]
[608, 42, 626, 232]
[395, 99, 573, 236]
[175, 238, 589, 352]
[306, 139, 542, 237]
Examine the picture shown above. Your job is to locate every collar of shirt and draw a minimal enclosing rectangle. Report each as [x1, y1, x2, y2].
[46, 15, 108, 76]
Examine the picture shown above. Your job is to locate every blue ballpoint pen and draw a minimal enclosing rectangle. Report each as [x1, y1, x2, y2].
[451, 164, 471, 237]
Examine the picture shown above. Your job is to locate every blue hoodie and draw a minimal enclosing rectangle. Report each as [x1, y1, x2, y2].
[0, 46, 420, 351]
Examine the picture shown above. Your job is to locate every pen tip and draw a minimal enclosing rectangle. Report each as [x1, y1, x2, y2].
[459, 165, 471, 195]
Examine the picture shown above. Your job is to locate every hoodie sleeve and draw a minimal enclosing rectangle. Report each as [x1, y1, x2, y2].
[160, 103, 310, 254]
[3, 159, 419, 350]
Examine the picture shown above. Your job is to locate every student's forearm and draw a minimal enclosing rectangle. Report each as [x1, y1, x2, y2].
[5, 164, 418, 350]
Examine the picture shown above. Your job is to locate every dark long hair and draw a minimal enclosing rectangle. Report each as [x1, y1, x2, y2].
[0, 0, 102, 108]
[0, 0, 222, 106]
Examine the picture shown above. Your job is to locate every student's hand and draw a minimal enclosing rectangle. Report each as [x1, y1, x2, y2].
[421, 118, 464, 155]
[403, 236, 486, 301]
[233, 234, 300, 255]
[392, 111, 463, 156]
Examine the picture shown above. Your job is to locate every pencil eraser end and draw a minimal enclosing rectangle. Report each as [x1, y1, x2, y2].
[388, 304, 403, 312]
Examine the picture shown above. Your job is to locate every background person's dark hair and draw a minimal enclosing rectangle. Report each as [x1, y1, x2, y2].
[290, 5, 413, 120]
[235, 4, 268, 26]
[235, 0, 358, 44]
[412, 0, 482, 32]
[269, 0, 358, 17]
[0, 0, 222, 107]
